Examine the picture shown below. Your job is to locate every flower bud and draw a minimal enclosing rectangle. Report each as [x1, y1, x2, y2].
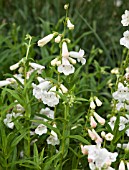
[62, 42, 69, 58]
[93, 112, 105, 125]
[55, 35, 61, 43]
[0, 80, 11, 87]
[60, 84, 68, 93]
[67, 19, 74, 30]
[64, 4, 69, 10]
[10, 62, 20, 71]
[101, 131, 106, 138]
[94, 97, 102, 107]
[119, 160, 125, 170]
[38, 33, 54, 47]
[127, 162, 129, 170]
[90, 116, 97, 128]
[90, 101, 96, 109]
[88, 129, 96, 140]
[51, 58, 61, 66]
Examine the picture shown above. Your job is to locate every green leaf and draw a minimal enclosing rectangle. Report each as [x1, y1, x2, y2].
[68, 135, 90, 144]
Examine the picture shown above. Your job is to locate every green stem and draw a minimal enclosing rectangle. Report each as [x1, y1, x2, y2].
[60, 104, 70, 169]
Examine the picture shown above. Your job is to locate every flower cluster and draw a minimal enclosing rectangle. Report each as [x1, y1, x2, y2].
[4, 101, 24, 129]
[120, 10, 129, 48]
[32, 77, 68, 107]
[38, 19, 86, 76]
[81, 144, 118, 170]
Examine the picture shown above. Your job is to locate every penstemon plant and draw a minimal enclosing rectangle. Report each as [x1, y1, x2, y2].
[1, 3, 129, 170]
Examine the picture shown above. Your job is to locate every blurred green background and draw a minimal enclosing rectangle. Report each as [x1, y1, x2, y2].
[0, 0, 129, 79]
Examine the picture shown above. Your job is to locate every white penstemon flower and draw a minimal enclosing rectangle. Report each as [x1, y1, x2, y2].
[94, 96, 102, 107]
[121, 10, 129, 26]
[39, 107, 54, 121]
[47, 124, 60, 146]
[58, 42, 75, 75]
[112, 82, 129, 102]
[81, 144, 118, 170]
[38, 33, 54, 47]
[69, 49, 86, 65]
[90, 116, 97, 128]
[93, 112, 105, 125]
[90, 100, 96, 109]
[35, 124, 47, 136]
[119, 160, 125, 170]
[105, 133, 114, 141]
[29, 62, 45, 74]
[120, 30, 129, 49]
[0, 80, 12, 87]
[55, 35, 61, 43]
[67, 18, 74, 30]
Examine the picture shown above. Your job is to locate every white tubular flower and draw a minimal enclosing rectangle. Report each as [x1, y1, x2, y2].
[94, 97, 102, 107]
[81, 145, 89, 155]
[90, 116, 97, 128]
[42, 91, 59, 107]
[35, 124, 47, 136]
[101, 131, 106, 138]
[127, 162, 129, 170]
[55, 35, 61, 43]
[10, 62, 20, 71]
[93, 112, 105, 125]
[60, 84, 68, 93]
[67, 19, 74, 30]
[62, 42, 69, 58]
[58, 57, 75, 75]
[112, 82, 129, 102]
[121, 10, 129, 26]
[68, 57, 76, 64]
[90, 101, 96, 109]
[51, 58, 61, 66]
[69, 49, 86, 65]
[0, 80, 12, 87]
[46, 124, 60, 146]
[38, 33, 54, 47]
[92, 129, 103, 144]
[40, 107, 54, 121]
[119, 160, 125, 170]
[29, 62, 45, 74]
[105, 133, 114, 141]
[4, 113, 14, 129]
[88, 129, 96, 140]
[120, 30, 129, 49]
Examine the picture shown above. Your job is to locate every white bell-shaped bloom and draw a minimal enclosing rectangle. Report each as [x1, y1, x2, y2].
[0, 80, 12, 87]
[60, 84, 68, 93]
[93, 112, 105, 125]
[67, 19, 74, 30]
[4, 113, 14, 129]
[90, 116, 97, 128]
[90, 100, 96, 109]
[105, 133, 114, 141]
[58, 57, 75, 75]
[46, 124, 60, 146]
[112, 82, 129, 102]
[35, 124, 47, 136]
[120, 30, 129, 49]
[55, 35, 61, 43]
[42, 91, 59, 107]
[119, 160, 125, 170]
[10, 62, 20, 71]
[38, 33, 54, 47]
[69, 49, 86, 65]
[121, 10, 129, 26]
[40, 107, 54, 121]
[62, 42, 69, 58]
